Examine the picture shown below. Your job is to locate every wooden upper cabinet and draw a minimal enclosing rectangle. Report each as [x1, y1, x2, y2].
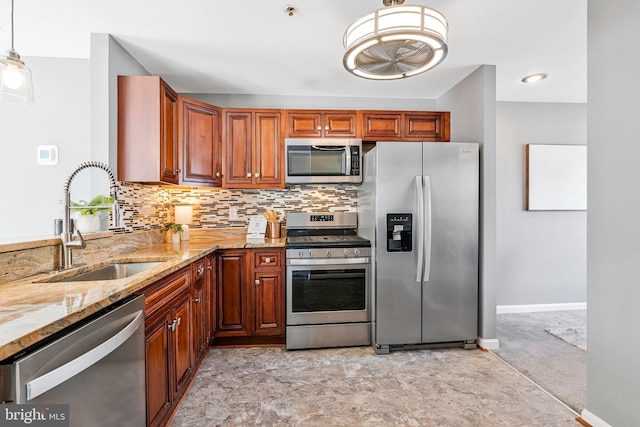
[118, 75, 179, 184]
[361, 112, 402, 140]
[361, 110, 450, 142]
[286, 110, 358, 138]
[404, 112, 450, 141]
[178, 97, 222, 187]
[222, 109, 284, 189]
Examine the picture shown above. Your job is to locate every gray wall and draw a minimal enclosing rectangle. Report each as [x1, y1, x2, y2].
[437, 65, 498, 342]
[497, 102, 587, 306]
[0, 58, 91, 240]
[90, 34, 149, 176]
[586, 1, 640, 425]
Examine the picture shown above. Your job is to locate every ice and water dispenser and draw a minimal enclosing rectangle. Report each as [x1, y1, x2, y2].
[386, 213, 412, 252]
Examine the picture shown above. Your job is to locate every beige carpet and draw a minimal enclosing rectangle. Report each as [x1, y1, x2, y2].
[545, 326, 587, 351]
[493, 310, 587, 414]
[169, 346, 578, 426]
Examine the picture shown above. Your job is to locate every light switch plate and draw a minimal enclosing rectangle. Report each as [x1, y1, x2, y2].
[37, 145, 59, 165]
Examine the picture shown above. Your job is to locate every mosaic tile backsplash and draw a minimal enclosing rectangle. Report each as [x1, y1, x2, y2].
[116, 183, 358, 233]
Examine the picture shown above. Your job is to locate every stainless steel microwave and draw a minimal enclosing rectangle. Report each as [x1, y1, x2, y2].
[284, 138, 362, 184]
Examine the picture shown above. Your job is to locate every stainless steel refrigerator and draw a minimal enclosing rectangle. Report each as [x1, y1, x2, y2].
[357, 141, 479, 354]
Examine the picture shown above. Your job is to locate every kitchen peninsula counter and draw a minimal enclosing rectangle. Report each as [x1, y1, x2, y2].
[0, 228, 285, 361]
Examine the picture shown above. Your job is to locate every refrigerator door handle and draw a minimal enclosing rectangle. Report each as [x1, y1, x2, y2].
[424, 175, 432, 282]
[415, 175, 424, 282]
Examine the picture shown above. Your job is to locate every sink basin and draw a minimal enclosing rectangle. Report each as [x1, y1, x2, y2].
[43, 262, 164, 283]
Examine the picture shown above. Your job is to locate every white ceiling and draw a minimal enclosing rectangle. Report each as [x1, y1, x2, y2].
[0, 0, 587, 103]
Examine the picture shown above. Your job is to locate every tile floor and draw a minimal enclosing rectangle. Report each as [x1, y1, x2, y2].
[169, 346, 579, 426]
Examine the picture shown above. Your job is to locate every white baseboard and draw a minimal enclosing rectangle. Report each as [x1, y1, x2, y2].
[497, 302, 587, 314]
[580, 409, 613, 427]
[477, 337, 500, 350]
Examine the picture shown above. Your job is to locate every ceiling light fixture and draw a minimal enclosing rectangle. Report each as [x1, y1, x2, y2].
[343, 0, 448, 80]
[521, 73, 547, 84]
[0, 0, 34, 104]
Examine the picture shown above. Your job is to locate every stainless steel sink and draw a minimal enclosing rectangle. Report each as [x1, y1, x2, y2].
[43, 262, 164, 283]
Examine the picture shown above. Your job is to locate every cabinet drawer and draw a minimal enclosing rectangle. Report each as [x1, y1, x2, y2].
[253, 250, 282, 268]
[142, 268, 190, 318]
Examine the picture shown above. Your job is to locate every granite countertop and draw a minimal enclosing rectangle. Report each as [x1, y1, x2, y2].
[0, 229, 285, 361]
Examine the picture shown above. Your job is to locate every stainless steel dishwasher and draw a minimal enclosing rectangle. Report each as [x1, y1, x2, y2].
[0, 295, 146, 427]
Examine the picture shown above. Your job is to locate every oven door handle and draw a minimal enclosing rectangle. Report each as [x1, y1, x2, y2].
[287, 257, 370, 266]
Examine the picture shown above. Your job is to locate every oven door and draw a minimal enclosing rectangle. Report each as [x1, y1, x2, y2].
[286, 259, 370, 325]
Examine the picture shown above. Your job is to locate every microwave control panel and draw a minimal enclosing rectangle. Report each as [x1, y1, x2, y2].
[349, 146, 360, 176]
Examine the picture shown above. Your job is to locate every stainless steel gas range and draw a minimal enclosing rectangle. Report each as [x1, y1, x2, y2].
[285, 212, 371, 350]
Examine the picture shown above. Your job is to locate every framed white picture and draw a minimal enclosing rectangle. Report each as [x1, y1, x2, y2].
[526, 144, 587, 211]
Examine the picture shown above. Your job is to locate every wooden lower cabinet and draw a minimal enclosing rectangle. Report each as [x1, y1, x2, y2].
[141, 267, 195, 427]
[140, 248, 282, 425]
[215, 248, 285, 342]
[191, 258, 209, 364]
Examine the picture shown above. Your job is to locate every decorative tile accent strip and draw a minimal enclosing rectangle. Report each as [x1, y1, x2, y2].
[115, 183, 358, 231]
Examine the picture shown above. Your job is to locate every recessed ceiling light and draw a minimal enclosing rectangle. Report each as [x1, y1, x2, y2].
[521, 73, 548, 84]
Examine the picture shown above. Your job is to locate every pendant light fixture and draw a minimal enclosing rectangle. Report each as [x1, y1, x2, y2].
[0, 0, 34, 104]
[343, 0, 448, 80]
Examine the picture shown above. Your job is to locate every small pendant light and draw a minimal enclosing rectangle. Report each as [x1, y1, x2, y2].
[0, 0, 34, 104]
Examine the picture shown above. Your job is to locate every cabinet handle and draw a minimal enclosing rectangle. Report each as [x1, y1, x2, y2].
[324, 125, 329, 130]
[255, 280, 260, 286]
[176, 169, 181, 174]
[169, 320, 177, 331]
[195, 298, 201, 303]
[176, 317, 182, 326]
[247, 173, 252, 178]
[265, 257, 271, 263]
[216, 172, 221, 178]
[207, 265, 212, 271]
[316, 125, 321, 131]
[196, 267, 204, 275]
[255, 172, 260, 178]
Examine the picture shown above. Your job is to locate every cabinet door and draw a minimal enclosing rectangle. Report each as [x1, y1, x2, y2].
[361, 112, 402, 140]
[191, 259, 208, 363]
[160, 81, 179, 184]
[179, 97, 222, 186]
[206, 255, 217, 341]
[324, 112, 358, 137]
[223, 111, 253, 187]
[254, 111, 283, 188]
[145, 312, 172, 427]
[286, 111, 322, 137]
[216, 250, 251, 336]
[404, 112, 450, 141]
[172, 293, 193, 399]
[118, 76, 179, 184]
[252, 269, 284, 336]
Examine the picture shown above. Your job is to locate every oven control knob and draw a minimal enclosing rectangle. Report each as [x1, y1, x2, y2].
[343, 249, 350, 257]
[354, 249, 361, 256]
[298, 250, 304, 257]
[309, 250, 314, 257]
[326, 249, 332, 257]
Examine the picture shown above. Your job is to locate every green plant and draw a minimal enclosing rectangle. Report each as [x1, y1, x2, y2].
[163, 223, 183, 233]
[70, 194, 114, 216]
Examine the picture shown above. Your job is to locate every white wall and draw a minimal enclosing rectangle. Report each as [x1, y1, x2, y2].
[497, 102, 587, 306]
[586, 1, 640, 426]
[437, 65, 498, 342]
[0, 58, 91, 240]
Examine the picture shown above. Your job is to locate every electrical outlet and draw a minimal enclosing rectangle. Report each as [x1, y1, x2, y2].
[229, 208, 238, 220]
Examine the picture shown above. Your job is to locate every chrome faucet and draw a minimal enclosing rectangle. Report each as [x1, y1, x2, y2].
[61, 161, 122, 269]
